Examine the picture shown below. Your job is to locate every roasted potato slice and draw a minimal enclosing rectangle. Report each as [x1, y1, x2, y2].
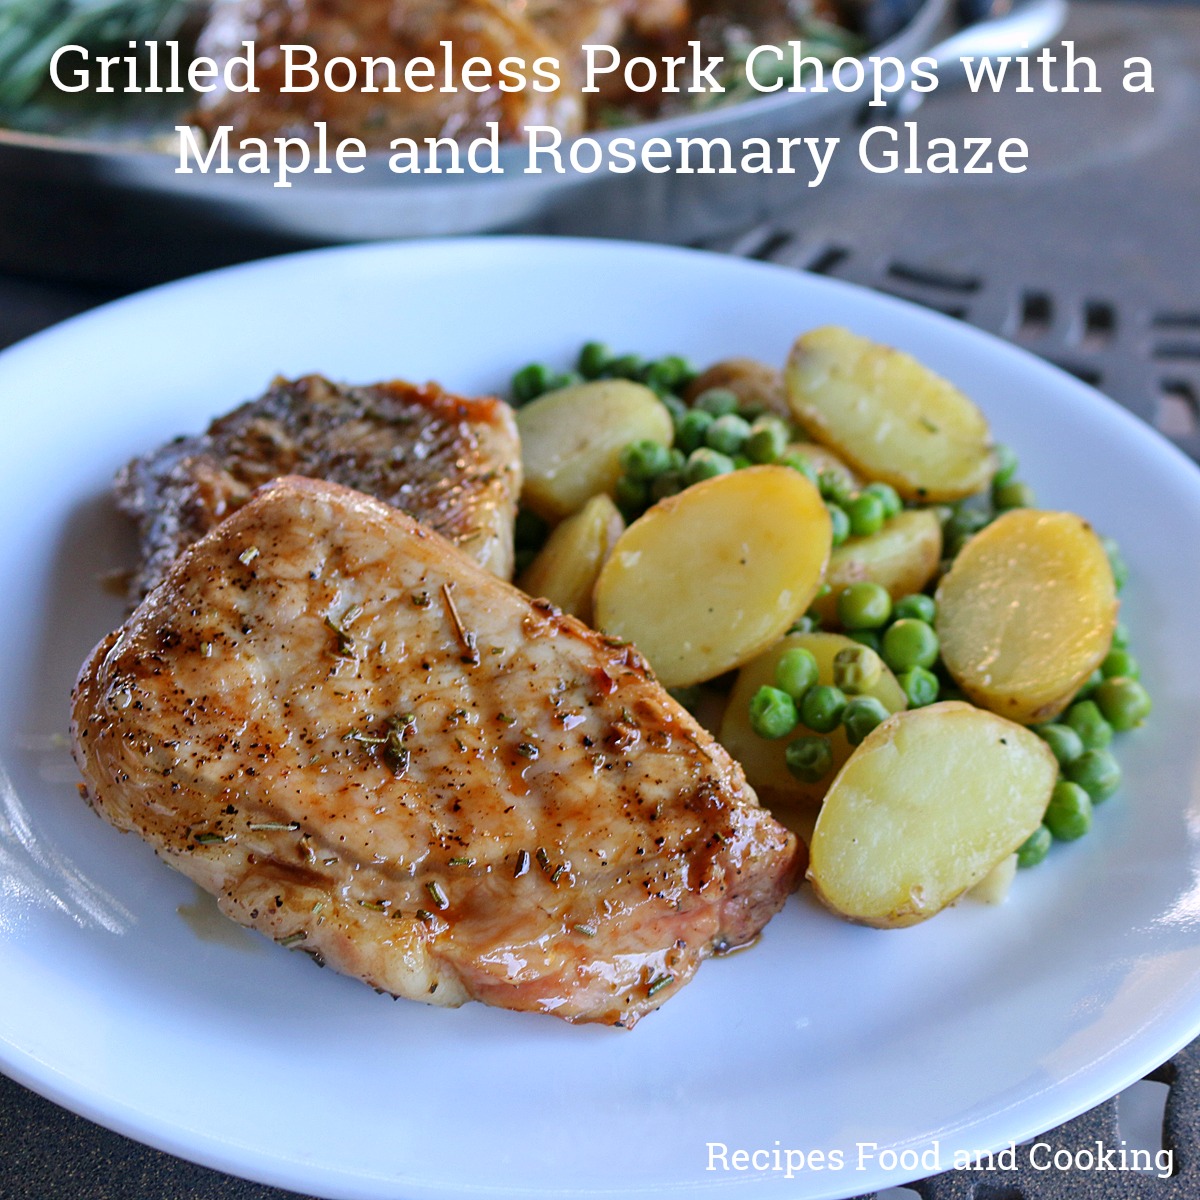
[593, 467, 830, 688]
[785, 326, 995, 502]
[719, 631, 907, 806]
[517, 494, 624, 626]
[936, 509, 1118, 724]
[808, 703, 1056, 928]
[517, 380, 673, 521]
[812, 509, 943, 627]
[685, 357, 789, 418]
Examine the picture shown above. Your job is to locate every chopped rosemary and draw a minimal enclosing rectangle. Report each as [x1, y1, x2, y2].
[426, 880, 449, 910]
[344, 729, 387, 746]
[647, 974, 674, 997]
[415, 908, 435, 923]
[498, 714, 517, 726]
[551, 865, 565, 885]
[325, 615, 355, 658]
[535, 847, 551, 872]
[441, 582, 479, 664]
[516, 742, 539, 760]
[412, 591, 431, 607]
[193, 832, 228, 845]
[448, 856, 476, 867]
[358, 899, 389, 912]
[514, 849, 531, 878]
[238, 546, 260, 566]
[573, 923, 598, 938]
[279, 932, 308, 948]
[248, 821, 300, 832]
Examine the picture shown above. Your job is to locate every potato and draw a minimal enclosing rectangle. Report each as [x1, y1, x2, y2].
[517, 494, 624, 625]
[811, 509, 943, 626]
[808, 703, 1056, 928]
[935, 509, 1118, 724]
[593, 467, 830, 688]
[685, 357, 789, 419]
[969, 853, 1017, 905]
[719, 631, 907, 806]
[517, 380, 673, 520]
[785, 326, 995, 502]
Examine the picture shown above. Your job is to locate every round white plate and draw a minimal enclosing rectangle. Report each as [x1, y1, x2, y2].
[1, 239, 1198, 1200]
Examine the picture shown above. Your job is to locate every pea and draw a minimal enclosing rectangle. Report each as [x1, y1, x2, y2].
[1034, 722, 1085, 768]
[685, 448, 736, 485]
[1094, 677, 1152, 732]
[608, 353, 645, 380]
[800, 685, 847, 734]
[788, 615, 818, 635]
[837, 581, 892, 630]
[577, 341, 611, 379]
[844, 491, 886, 538]
[694, 388, 739, 417]
[818, 470, 856, 508]
[737, 404, 767, 423]
[1101, 648, 1139, 680]
[775, 647, 820, 700]
[649, 470, 685, 502]
[944, 505, 990, 544]
[1110, 622, 1130, 650]
[619, 439, 672, 482]
[1044, 780, 1093, 842]
[1017, 824, 1053, 867]
[827, 503, 851, 547]
[781, 453, 818, 485]
[881, 618, 939, 673]
[785, 736, 834, 783]
[675, 409, 714, 454]
[842, 695, 891, 746]
[1067, 748, 1122, 802]
[511, 362, 554, 405]
[833, 645, 884, 695]
[892, 593, 936, 624]
[614, 475, 647, 513]
[994, 480, 1036, 510]
[642, 355, 694, 394]
[992, 443, 1018, 487]
[1073, 670, 1104, 702]
[1101, 536, 1129, 592]
[1065, 700, 1113, 750]
[862, 481, 903, 519]
[703, 414, 751, 456]
[748, 685, 799, 740]
[847, 629, 881, 653]
[745, 417, 790, 464]
[659, 393, 688, 423]
[898, 666, 939, 708]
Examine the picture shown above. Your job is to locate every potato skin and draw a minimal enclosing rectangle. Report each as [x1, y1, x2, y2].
[685, 358, 789, 419]
[935, 509, 1118, 724]
[808, 703, 1057, 928]
[593, 467, 831, 688]
[785, 326, 996, 502]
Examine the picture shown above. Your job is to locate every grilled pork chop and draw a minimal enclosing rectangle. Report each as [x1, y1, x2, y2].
[115, 375, 520, 598]
[72, 477, 799, 1025]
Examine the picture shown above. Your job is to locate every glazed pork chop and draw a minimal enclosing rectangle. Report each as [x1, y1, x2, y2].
[115, 374, 521, 598]
[72, 477, 799, 1026]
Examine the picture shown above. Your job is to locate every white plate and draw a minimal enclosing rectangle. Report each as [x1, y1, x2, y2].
[1, 238, 1199, 1200]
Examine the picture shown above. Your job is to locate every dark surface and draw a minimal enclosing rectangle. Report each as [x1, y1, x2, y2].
[1, 3, 1198, 1199]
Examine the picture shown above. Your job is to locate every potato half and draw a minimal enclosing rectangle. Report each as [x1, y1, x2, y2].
[811, 509, 943, 627]
[593, 466, 831, 688]
[785, 326, 995, 502]
[517, 380, 673, 521]
[517, 494, 624, 626]
[719, 631, 907, 807]
[936, 509, 1118, 724]
[808, 703, 1056, 928]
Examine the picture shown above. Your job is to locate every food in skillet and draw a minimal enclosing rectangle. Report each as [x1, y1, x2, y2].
[71, 476, 799, 1027]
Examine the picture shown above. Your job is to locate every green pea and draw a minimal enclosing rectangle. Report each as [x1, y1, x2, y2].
[1034, 722, 1085, 768]
[685, 448, 736, 485]
[862, 481, 903, 520]
[745, 417, 790, 464]
[833, 645, 884, 695]
[1101, 536, 1129, 592]
[704, 414, 752, 456]
[881, 618, 940, 673]
[781, 453, 818, 485]
[659, 393, 688, 423]
[675, 409, 714, 454]
[775, 647, 820, 700]
[649, 471, 684, 502]
[1044, 780, 1093, 842]
[994, 480, 1036, 510]
[847, 629, 881, 653]
[514, 508, 549, 551]
[694, 388, 739, 417]
[577, 341, 611, 379]
[642, 355, 694, 394]
[1067, 748, 1122, 802]
[818, 470, 856, 508]
[844, 491, 887, 538]
[827, 503, 851, 547]
[1065, 700, 1113, 750]
[892, 593, 937, 624]
[785, 736, 834, 783]
[1101, 648, 1139, 680]
[614, 475, 648, 513]
[1094, 677, 1152, 732]
[800, 685, 847, 734]
[737, 404, 767, 423]
[788, 615, 818, 635]
[898, 666, 939, 708]
[992, 444, 1018, 487]
[748, 685, 799, 740]
[1017, 824, 1052, 867]
[619, 439, 672, 482]
[1110, 622, 1130, 650]
[511, 362, 554, 405]
[1073, 670, 1104, 702]
[608, 353, 645, 380]
[944, 505, 990, 544]
[837, 581, 892, 630]
[842, 695, 891, 745]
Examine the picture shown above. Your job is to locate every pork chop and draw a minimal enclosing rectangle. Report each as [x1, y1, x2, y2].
[72, 476, 799, 1027]
[115, 374, 521, 598]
